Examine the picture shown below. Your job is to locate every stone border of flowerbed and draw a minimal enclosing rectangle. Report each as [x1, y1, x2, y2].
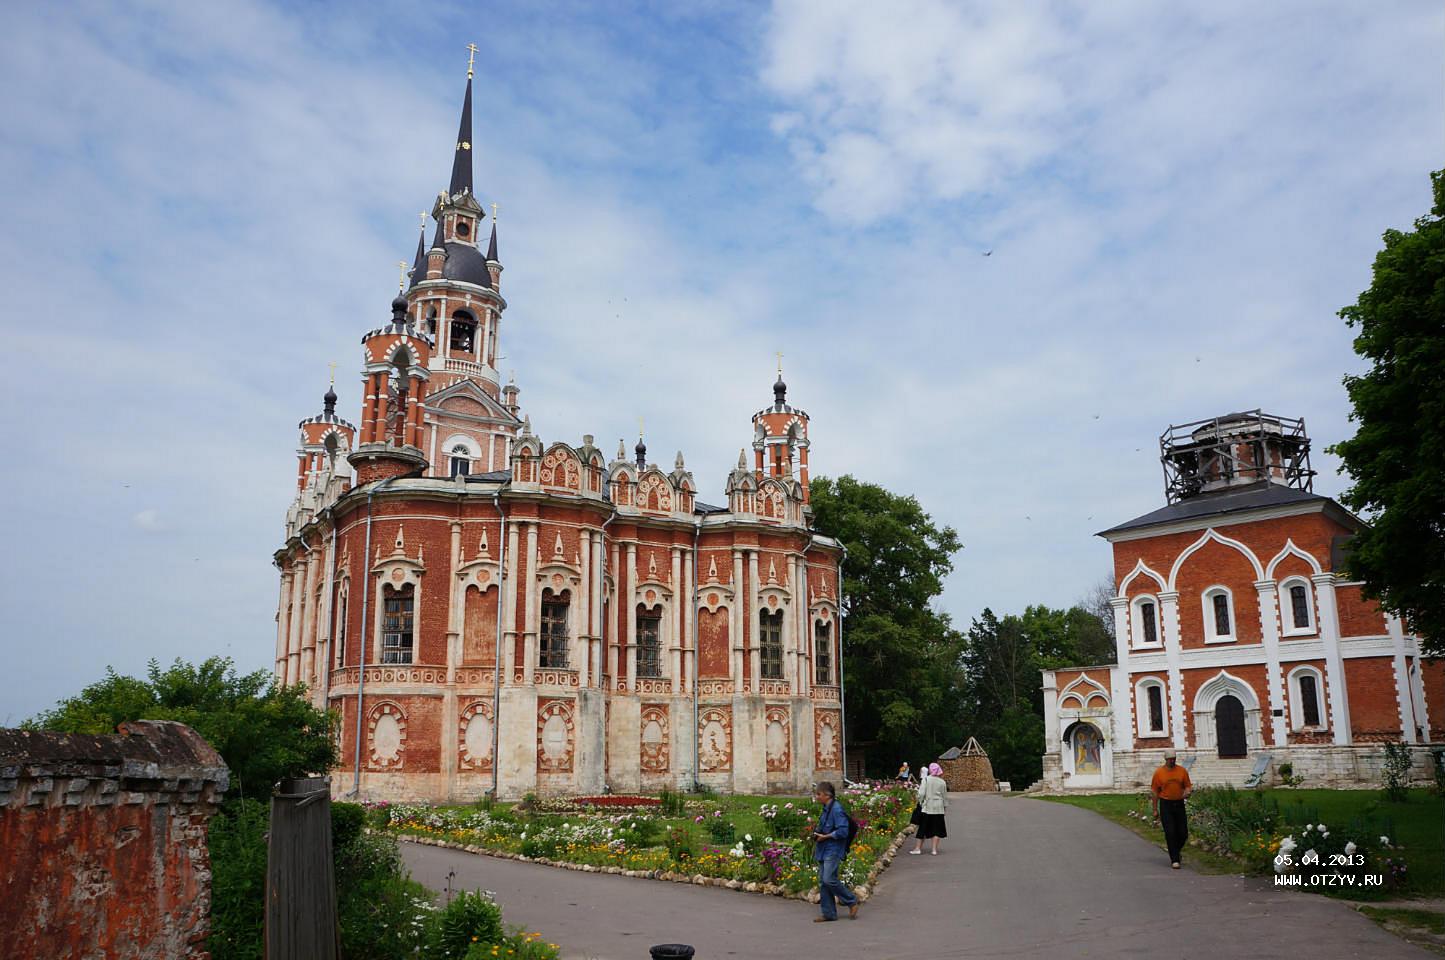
[400, 825, 917, 904]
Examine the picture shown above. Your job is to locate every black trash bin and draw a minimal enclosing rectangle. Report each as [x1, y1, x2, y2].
[650, 945, 695, 960]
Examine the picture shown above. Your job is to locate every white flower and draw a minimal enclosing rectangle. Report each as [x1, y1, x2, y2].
[1317, 823, 1326, 832]
[1380, 836, 1390, 846]
[1305, 824, 1313, 832]
[745, 834, 752, 842]
[1345, 842, 1357, 856]
[1303, 849, 1318, 864]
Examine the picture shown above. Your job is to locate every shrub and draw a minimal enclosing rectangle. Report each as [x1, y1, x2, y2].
[331, 801, 367, 848]
[426, 890, 505, 959]
[1277, 762, 1304, 789]
[659, 788, 687, 817]
[207, 799, 268, 960]
[665, 825, 694, 861]
[334, 819, 433, 960]
[705, 814, 736, 844]
[1382, 742, 1412, 801]
[1433, 750, 1445, 798]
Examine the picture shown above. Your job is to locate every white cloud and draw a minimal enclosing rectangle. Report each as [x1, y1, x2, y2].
[133, 509, 166, 532]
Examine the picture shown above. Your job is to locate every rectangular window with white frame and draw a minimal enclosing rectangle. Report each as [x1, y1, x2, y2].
[1135, 678, 1169, 738]
[1288, 667, 1326, 731]
[1131, 597, 1162, 649]
[1278, 578, 1317, 636]
[1203, 587, 1235, 643]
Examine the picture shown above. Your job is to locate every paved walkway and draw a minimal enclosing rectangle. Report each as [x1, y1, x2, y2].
[401, 793, 1431, 960]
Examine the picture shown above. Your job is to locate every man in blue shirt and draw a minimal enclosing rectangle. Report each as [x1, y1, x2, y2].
[811, 781, 859, 922]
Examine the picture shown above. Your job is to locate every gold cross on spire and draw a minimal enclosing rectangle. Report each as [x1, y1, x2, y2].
[396, 260, 409, 292]
[328, 361, 337, 386]
[466, 42, 479, 78]
[491, 202, 498, 221]
[419, 211, 427, 231]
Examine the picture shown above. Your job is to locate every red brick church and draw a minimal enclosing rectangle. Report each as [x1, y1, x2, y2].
[1042, 411, 1444, 789]
[273, 69, 845, 801]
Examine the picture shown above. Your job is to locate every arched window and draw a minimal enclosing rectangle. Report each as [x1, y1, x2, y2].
[540, 590, 570, 668]
[450, 444, 471, 477]
[334, 589, 348, 667]
[1203, 587, 1234, 643]
[759, 610, 784, 680]
[1135, 678, 1168, 738]
[1130, 595, 1162, 648]
[425, 305, 438, 337]
[1278, 577, 1316, 636]
[814, 621, 832, 684]
[450, 310, 476, 354]
[1287, 666, 1326, 730]
[381, 584, 414, 664]
[637, 606, 662, 678]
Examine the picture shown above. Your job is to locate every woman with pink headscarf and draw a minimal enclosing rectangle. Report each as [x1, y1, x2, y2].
[909, 762, 949, 855]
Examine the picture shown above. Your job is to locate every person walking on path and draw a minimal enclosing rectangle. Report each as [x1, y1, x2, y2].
[811, 781, 859, 923]
[909, 762, 949, 856]
[1150, 749, 1193, 869]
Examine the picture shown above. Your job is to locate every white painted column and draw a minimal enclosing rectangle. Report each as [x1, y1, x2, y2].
[578, 530, 591, 688]
[731, 550, 744, 687]
[1108, 597, 1133, 751]
[504, 521, 520, 684]
[625, 543, 638, 691]
[682, 548, 694, 695]
[287, 557, 306, 687]
[795, 557, 809, 697]
[523, 522, 539, 680]
[448, 521, 463, 683]
[300, 550, 320, 688]
[593, 534, 605, 688]
[1043, 671, 1061, 754]
[274, 570, 291, 681]
[610, 542, 621, 687]
[1158, 591, 1187, 750]
[748, 551, 761, 693]
[1313, 574, 1352, 745]
[670, 547, 683, 686]
[1387, 614, 1417, 743]
[1255, 581, 1288, 747]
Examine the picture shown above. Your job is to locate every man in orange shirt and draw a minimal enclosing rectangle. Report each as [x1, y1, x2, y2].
[1150, 749, 1193, 869]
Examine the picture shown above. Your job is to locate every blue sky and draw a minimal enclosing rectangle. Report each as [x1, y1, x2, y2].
[1, 0, 1440, 722]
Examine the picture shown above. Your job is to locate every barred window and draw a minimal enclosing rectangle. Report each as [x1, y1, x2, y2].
[760, 610, 784, 680]
[335, 592, 348, 666]
[540, 592, 570, 668]
[1299, 674, 1321, 727]
[381, 586, 414, 664]
[637, 611, 662, 679]
[814, 622, 831, 685]
[1140, 601, 1158, 645]
[1212, 593, 1232, 636]
[1289, 584, 1310, 630]
[1147, 684, 1164, 733]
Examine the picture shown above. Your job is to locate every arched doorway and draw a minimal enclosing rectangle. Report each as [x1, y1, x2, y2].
[1215, 694, 1247, 758]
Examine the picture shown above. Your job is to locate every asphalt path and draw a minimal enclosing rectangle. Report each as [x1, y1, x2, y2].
[401, 792, 1431, 960]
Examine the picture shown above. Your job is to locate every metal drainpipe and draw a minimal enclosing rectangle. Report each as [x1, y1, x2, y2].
[489, 489, 507, 799]
[351, 473, 401, 797]
[691, 519, 702, 790]
[836, 543, 850, 784]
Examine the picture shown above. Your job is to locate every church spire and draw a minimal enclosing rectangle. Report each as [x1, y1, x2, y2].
[486, 208, 499, 261]
[408, 223, 427, 289]
[448, 57, 475, 198]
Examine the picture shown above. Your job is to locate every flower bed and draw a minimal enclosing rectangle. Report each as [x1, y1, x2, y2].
[385, 783, 917, 901]
[575, 795, 662, 809]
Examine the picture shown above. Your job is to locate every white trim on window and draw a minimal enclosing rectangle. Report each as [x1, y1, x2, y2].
[1130, 594, 1163, 650]
[1202, 585, 1235, 643]
[1277, 577, 1317, 637]
[1134, 677, 1169, 738]
[1286, 665, 1327, 731]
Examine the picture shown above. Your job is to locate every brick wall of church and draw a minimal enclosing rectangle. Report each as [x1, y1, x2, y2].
[1344, 658, 1407, 742]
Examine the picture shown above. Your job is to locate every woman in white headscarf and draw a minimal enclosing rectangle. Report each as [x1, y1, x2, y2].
[909, 762, 949, 855]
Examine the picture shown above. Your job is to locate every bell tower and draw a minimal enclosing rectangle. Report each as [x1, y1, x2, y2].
[751, 358, 811, 501]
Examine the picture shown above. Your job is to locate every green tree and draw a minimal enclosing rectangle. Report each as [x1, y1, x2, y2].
[1330, 169, 1445, 656]
[27, 657, 337, 798]
[1021, 604, 1116, 669]
[809, 475, 966, 775]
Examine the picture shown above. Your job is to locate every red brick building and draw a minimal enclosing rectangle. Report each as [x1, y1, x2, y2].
[1042, 412, 1444, 789]
[273, 72, 844, 801]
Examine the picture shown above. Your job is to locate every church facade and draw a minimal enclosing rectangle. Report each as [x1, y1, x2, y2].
[273, 72, 846, 802]
[1042, 411, 1445, 790]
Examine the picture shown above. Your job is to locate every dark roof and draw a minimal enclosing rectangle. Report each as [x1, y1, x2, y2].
[486, 219, 498, 261]
[1098, 481, 1339, 537]
[694, 501, 728, 514]
[438, 241, 493, 289]
[449, 77, 474, 197]
[463, 470, 512, 483]
[938, 746, 962, 761]
[408, 228, 427, 289]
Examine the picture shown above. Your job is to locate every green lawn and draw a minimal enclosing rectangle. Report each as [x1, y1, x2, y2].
[1041, 788, 1445, 900]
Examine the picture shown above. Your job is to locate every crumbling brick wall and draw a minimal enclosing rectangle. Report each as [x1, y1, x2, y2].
[0, 720, 230, 960]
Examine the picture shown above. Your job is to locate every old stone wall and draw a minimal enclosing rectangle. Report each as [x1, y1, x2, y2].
[0, 720, 229, 960]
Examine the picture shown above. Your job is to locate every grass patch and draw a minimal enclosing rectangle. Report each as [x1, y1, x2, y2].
[1039, 788, 1445, 900]
[1360, 907, 1445, 936]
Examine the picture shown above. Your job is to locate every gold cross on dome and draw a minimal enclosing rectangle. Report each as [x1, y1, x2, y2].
[328, 361, 337, 386]
[638, 417, 645, 440]
[776, 351, 783, 374]
[396, 260, 408, 292]
[466, 42, 479, 78]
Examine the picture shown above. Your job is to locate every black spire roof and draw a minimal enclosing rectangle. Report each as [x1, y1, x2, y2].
[449, 77, 474, 197]
[430, 215, 446, 252]
[408, 227, 427, 289]
[486, 218, 499, 261]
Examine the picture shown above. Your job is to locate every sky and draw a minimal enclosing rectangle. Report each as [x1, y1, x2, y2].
[0, 0, 1440, 723]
